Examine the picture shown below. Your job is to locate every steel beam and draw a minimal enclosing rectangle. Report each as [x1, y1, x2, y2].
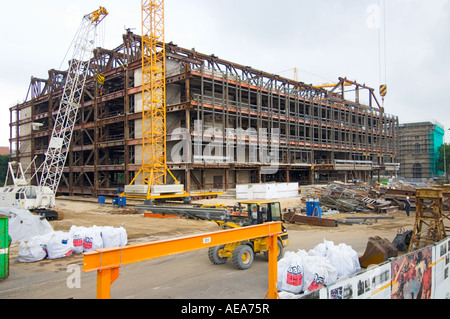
[83, 221, 282, 299]
[283, 211, 338, 227]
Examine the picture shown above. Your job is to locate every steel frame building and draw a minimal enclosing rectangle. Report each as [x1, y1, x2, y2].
[9, 31, 399, 196]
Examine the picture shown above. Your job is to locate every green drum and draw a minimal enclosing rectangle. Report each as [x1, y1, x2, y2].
[0, 214, 10, 279]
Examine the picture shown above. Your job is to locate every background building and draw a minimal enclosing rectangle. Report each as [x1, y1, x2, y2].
[0, 147, 9, 156]
[397, 121, 445, 179]
[9, 31, 399, 197]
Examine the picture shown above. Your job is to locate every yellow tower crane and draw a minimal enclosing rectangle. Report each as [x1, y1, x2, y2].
[123, 1, 224, 202]
[124, 0, 189, 201]
[141, 0, 168, 190]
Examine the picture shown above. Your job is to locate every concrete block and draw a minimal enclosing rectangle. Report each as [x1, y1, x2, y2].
[150, 184, 185, 196]
[236, 183, 299, 200]
[125, 185, 149, 196]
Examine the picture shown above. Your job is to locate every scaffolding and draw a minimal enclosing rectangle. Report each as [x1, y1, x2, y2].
[9, 31, 399, 197]
[409, 188, 447, 252]
[398, 121, 444, 179]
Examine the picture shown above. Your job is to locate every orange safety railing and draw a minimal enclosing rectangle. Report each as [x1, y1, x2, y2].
[83, 222, 282, 299]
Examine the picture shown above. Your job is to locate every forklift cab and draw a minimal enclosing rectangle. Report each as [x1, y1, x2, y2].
[236, 201, 282, 225]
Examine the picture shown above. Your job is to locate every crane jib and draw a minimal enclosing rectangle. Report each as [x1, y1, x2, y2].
[39, 8, 108, 193]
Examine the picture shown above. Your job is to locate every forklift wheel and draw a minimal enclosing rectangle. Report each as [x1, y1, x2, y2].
[263, 239, 284, 261]
[232, 245, 254, 270]
[208, 245, 227, 265]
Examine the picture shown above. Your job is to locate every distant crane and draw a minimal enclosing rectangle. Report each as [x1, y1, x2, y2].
[278, 68, 298, 82]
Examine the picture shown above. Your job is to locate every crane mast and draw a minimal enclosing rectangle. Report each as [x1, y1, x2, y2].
[39, 7, 108, 193]
[122, 0, 189, 201]
[141, 0, 167, 191]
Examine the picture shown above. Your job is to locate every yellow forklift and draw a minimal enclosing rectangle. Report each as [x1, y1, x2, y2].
[208, 200, 289, 270]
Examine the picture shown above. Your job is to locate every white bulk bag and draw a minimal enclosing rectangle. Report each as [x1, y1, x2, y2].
[69, 226, 86, 254]
[2, 208, 53, 243]
[18, 241, 46, 263]
[308, 239, 335, 257]
[17, 233, 52, 263]
[309, 239, 361, 279]
[277, 251, 305, 294]
[118, 227, 127, 247]
[302, 255, 338, 293]
[82, 226, 103, 252]
[101, 226, 128, 248]
[321, 242, 360, 278]
[46, 231, 73, 259]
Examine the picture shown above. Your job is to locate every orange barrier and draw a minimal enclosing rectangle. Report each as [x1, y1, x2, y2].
[83, 222, 282, 299]
[143, 212, 183, 219]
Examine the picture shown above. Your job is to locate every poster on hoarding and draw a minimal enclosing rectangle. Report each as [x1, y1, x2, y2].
[356, 262, 391, 299]
[432, 238, 450, 299]
[391, 247, 433, 299]
[328, 277, 354, 299]
[327, 262, 391, 299]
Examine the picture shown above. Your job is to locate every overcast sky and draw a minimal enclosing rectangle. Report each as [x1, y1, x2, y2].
[1, 0, 449, 148]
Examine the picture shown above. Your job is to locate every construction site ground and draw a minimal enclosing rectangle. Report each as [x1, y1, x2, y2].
[0, 192, 421, 299]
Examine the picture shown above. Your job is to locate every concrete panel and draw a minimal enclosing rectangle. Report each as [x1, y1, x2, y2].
[125, 184, 148, 196]
[151, 184, 184, 196]
[134, 92, 142, 113]
[236, 182, 299, 200]
[167, 84, 181, 106]
[19, 140, 31, 153]
[134, 144, 142, 165]
[134, 119, 143, 139]
[134, 68, 142, 87]
[166, 59, 183, 77]
[19, 106, 31, 120]
[20, 123, 32, 137]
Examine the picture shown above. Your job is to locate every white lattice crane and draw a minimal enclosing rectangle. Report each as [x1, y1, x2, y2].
[39, 7, 108, 193]
[0, 8, 108, 219]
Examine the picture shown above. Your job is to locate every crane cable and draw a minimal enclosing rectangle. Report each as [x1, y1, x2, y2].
[57, 15, 107, 72]
[58, 23, 82, 71]
[378, 0, 388, 106]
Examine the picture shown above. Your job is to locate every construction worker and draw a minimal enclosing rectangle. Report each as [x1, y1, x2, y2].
[261, 207, 267, 222]
[405, 196, 411, 217]
[252, 206, 258, 224]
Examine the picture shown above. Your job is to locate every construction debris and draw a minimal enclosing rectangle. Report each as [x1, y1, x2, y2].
[281, 181, 431, 227]
[319, 182, 398, 214]
[298, 182, 428, 216]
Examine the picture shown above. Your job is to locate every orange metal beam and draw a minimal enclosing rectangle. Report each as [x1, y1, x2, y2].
[83, 222, 282, 299]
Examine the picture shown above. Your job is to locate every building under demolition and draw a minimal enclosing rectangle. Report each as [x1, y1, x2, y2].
[9, 31, 399, 197]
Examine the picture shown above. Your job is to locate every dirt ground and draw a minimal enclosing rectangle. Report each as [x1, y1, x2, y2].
[1, 193, 425, 299]
[42, 194, 415, 246]
[6, 194, 417, 271]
